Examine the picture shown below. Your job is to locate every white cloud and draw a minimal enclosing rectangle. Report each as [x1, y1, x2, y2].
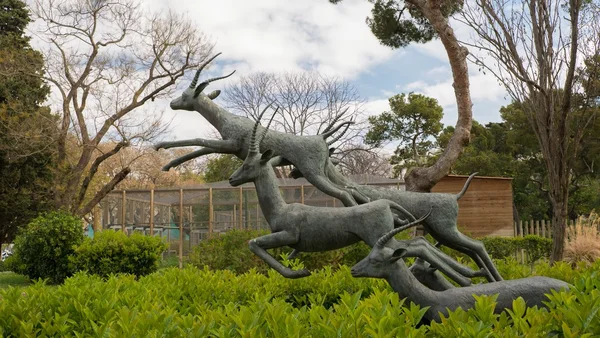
[402, 72, 506, 107]
[144, 0, 396, 79]
[362, 98, 391, 118]
[425, 66, 449, 77]
[32, 0, 513, 144]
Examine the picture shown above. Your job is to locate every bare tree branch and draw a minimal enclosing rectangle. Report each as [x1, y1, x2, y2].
[29, 0, 214, 216]
[459, 0, 600, 261]
[222, 71, 366, 146]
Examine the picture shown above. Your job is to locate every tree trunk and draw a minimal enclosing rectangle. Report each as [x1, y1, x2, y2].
[549, 184, 569, 262]
[403, 0, 472, 192]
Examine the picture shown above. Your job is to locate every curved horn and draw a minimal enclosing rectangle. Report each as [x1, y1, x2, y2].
[258, 107, 278, 145]
[375, 207, 433, 249]
[205, 70, 236, 84]
[249, 103, 273, 154]
[190, 53, 223, 88]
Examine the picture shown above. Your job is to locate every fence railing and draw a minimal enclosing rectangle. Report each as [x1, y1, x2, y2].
[513, 219, 581, 239]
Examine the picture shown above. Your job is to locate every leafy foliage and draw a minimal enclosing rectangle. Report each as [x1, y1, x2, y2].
[203, 154, 243, 183]
[188, 229, 379, 275]
[366, 93, 443, 177]
[6, 211, 84, 284]
[0, 260, 599, 336]
[0, 0, 56, 245]
[72, 230, 167, 278]
[482, 235, 552, 264]
[334, 0, 464, 49]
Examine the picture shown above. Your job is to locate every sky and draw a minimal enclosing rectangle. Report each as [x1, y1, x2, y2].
[29, 0, 512, 144]
[138, 0, 511, 142]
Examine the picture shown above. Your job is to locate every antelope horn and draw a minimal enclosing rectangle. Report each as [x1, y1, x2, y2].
[190, 52, 222, 88]
[375, 208, 433, 249]
[204, 70, 236, 84]
[258, 107, 278, 145]
[249, 103, 273, 154]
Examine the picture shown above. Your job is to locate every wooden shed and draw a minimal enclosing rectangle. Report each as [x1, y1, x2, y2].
[431, 174, 514, 238]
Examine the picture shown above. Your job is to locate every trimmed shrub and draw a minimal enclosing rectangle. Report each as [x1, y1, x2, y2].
[72, 230, 167, 278]
[0, 260, 598, 336]
[188, 229, 382, 274]
[481, 236, 519, 260]
[189, 229, 276, 274]
[522, 235, 553, 263]
[482, 235, 552, 264]
[6, 211, 84, 284]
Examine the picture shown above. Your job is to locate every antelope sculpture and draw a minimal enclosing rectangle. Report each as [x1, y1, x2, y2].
[351, 225, 570, 323]
[154, 53, 362, 207]
[308, 160, 504, 282]
[227, 112, 486, 285]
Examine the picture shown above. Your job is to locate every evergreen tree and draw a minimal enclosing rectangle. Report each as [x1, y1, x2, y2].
[0, 0, 56, 245]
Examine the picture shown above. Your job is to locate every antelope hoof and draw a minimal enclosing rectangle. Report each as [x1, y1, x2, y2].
[284, 269, 311, 279]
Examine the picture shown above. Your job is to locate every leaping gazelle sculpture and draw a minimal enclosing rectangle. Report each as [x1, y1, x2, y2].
[227, 110, 487, 285]
[155, 53, 362, 207]
[351, 224, 570, 323]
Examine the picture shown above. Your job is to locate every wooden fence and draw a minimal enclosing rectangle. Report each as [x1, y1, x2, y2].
[513, 219, 580, 238]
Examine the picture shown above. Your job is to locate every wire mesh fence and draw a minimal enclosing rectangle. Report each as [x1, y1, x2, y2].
[93, 180, 404, 267]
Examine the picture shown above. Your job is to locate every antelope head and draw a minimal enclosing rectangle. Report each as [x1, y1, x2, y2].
[351, 209, 432, 278]
[170, 53, 236, 111]
[228, 105, 278, 186]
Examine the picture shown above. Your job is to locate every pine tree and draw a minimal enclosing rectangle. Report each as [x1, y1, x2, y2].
[0, 0, 57, 245]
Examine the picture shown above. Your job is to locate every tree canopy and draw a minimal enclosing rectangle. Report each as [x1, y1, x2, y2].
[0, 0, 56, 244]
[365, 92, 443, 177]
[203, 155, 243, 183]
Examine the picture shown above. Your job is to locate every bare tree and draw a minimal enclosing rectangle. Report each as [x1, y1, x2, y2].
[89, 144, 202, 190]
[336, 143, 393, 177]
[29, 0, 213, 216]
[459, 0, 600, 261]
[221, 71, 365, 149]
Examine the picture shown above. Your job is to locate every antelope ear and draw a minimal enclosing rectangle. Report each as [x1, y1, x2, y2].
[207, 90, 221, 100]
[260, 149, 275, 164]
[268, 155, 284, 166]
[390, 248, 407, 263]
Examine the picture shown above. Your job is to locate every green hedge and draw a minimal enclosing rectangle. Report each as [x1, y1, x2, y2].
[482, 235, 553, 263]
[71, 230, 167, 278]
[0, 260, 598, 337]
[188, 229, 400, 274]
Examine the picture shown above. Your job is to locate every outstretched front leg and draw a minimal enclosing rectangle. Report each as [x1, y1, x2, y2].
[161, 147, 232, 171]
[248, 231, 310, 279]
[154, 138, 238, 152]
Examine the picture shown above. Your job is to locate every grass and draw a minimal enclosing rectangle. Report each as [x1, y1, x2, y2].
[564, 211, 600, 266]
[0, 272, 30, 288]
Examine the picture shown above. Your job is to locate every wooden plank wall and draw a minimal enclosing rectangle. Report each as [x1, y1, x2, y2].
[431, 175, 513, 238]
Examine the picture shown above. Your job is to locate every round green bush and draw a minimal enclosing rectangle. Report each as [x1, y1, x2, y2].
[7, 211, 84, 284]
[72, 230, 167, 278]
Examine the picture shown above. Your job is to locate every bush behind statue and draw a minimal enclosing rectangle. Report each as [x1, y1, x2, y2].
[72, 230, 167, 278]
[188, 229, 410, 274]
[482, 235, 553, 263]
[6, 211, 84, 284]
